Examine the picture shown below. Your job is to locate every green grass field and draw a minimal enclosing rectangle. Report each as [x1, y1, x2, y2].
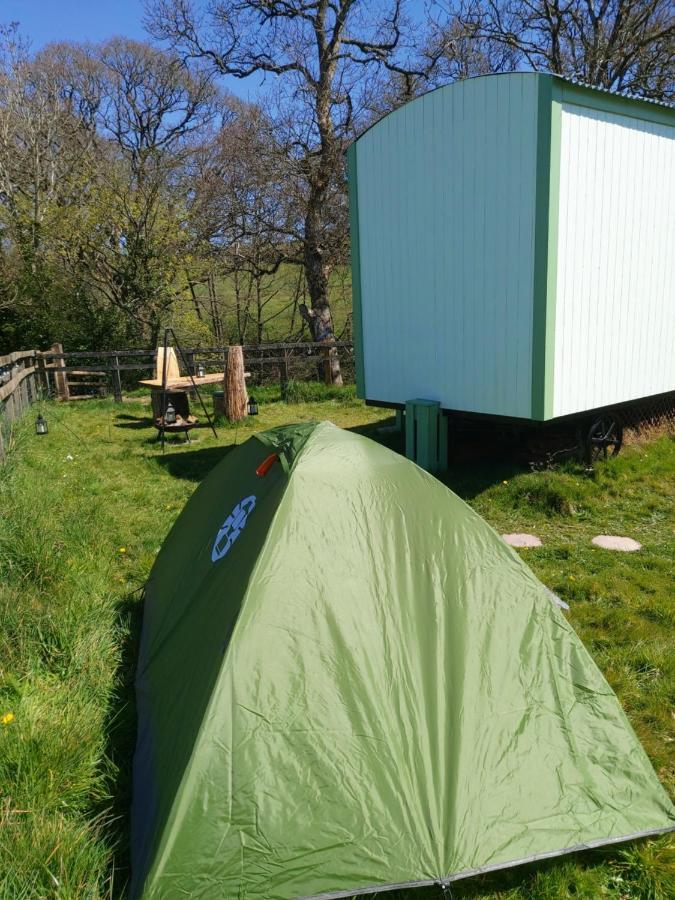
[171, 264, 354, 346]
[0, 388, 673, 898]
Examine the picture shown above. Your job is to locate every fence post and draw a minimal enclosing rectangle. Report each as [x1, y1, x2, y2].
[20, 358, 28, 412]
[27, 353, 35, 403]
[51, 342, 70, 401]
[37, 352, 49, 396]
[112, 354, 123, 403]
[186, 349, 195, 376]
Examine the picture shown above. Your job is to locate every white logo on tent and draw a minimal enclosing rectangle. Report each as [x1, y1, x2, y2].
[211, 495, 256, 562]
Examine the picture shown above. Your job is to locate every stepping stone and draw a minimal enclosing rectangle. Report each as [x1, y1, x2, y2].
[502, 533, 542, 548]
[591, 535, 642, 552]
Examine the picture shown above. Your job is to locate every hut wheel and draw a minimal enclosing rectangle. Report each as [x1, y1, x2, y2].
[585, 414, 623, 464]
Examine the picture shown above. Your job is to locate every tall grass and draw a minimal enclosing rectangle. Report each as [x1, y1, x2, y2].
[0, 428, 125, 895]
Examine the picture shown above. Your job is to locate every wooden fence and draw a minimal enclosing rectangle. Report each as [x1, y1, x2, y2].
[0, 341, 355, 461]
[37, 341, 355, 401]
[0, 350, 43, 461]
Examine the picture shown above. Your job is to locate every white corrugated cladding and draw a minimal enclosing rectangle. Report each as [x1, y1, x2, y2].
[553, 103, 675, 418]
[355, 74, 539, 418]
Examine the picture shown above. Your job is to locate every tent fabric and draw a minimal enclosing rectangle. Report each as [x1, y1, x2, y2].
[131, 421, 674, 899]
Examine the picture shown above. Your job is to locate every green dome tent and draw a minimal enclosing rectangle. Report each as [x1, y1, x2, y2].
[131, 421, 674, 899]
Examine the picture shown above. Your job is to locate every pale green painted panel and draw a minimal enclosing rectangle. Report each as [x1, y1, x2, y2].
[355, 73, 541, 418]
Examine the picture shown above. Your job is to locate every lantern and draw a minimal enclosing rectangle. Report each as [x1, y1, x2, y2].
[197, 362, 206, 378]
[164, 402, 177, 425]
[247, 396, 258, 416]
[35, 414, 48, 435]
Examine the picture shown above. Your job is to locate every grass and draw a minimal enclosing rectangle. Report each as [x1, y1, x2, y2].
[0, 388, 673, 898]
[170, 263, 354, 346]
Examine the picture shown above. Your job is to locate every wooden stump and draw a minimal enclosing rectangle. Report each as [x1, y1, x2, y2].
[225, 346, 248, 422]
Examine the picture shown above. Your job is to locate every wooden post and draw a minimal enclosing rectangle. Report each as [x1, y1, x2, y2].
[51, 342, 70, 401]
[20, 361, 29, 411]
[224, 346, 248, 422]
[112, 354, 123, 403]
[27, 353, 36, 403]
[37, 352, 49, 396]
[280, 350, 290, 393]
[186, 350, 195, 376]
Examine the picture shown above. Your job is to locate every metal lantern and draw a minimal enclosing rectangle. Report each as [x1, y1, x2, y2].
[247, 396, 259, 416]
[35, 414, 48, 435]
[196, 362, 206, 378]
[164, 402, 177, 425]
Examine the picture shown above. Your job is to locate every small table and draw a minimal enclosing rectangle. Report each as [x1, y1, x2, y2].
[139, 374, 225, 390]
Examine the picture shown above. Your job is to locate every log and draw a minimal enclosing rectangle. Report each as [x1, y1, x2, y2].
[224, 346, 248, 422]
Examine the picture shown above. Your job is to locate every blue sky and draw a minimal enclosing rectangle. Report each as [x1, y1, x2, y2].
[3, 1, 148, 47]
[3, 1, 428, 101]
[3, 1, 429, 50]
[4, 1, 427, 47]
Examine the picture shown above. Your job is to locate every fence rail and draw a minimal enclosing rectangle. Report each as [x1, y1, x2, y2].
[0, 349, 43, 461]
[0, 341, 355, 461]
[37, 342, 355, 402]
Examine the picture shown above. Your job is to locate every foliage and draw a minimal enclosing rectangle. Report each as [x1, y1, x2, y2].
[0, 31, 216, 353]
[0, 397, 673, 897]
[2, 5, 673, 355]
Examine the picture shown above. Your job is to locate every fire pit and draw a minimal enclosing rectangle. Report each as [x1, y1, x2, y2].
[155, 411, 199, 442]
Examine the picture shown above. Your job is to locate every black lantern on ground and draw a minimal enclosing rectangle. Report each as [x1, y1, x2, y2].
[196, 362, 206, 378]
[247, 396, 258, 416]
[164, 402, 177, 425]
[35, 414, 48, 435]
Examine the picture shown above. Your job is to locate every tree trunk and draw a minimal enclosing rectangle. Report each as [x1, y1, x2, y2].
[224, 345, 248, 422]
[208, 273, 223, 345]
[256, 279, 263, 345]
[301, 200, 343, 385]
[185, 270, 203, 320]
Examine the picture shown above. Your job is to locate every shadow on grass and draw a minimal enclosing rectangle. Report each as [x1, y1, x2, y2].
[114, 415, 154, 431]
[348, 415, 527, 501]
[100, 590, 145, 899]
[152, 443, 236, 481]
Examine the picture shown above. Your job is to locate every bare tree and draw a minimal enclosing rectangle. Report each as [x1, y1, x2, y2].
[440, 0, 674, 101]
[146, 0, 426, 383]
[94, 38, 217, 179]
[185, 100, 298, 342]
